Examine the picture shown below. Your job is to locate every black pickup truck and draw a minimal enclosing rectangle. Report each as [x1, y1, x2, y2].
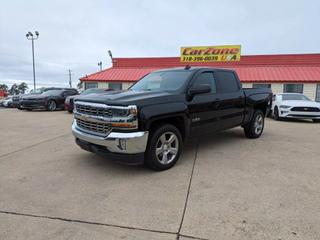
[72, 67, 272, 170]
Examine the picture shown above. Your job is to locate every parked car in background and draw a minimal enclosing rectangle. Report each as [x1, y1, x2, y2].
[20, 88, 78, 111]
[65, 88, 112, 113]
[14, 87, 65, 109]
[272, 93, 320, 122]
[1, 97, 13, 108]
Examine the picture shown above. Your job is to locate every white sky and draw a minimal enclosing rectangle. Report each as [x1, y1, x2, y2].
[0, 0, 319, 89]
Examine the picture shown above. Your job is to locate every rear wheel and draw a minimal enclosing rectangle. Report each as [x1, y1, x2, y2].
[244, 110, 265, 139]
[145, 124, 182, 171]
[47, 100, 57, 111]
[313, 119, 320, 123]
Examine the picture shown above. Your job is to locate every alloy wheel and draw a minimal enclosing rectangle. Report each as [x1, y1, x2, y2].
[155, 131, 179, 165]
[254, 114, 264, 135]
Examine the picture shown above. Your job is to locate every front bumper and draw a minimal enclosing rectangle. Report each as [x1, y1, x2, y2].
[279, 108, 320, 119]
[20, 100, 46, 109]
[72, 121, 149, 154]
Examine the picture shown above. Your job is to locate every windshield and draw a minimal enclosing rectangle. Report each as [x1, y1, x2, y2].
[30, 88, 44, 94]
[81, 88, 107, 95]
[281, 94, 311, 101]
[130, 70, 192, 92]
[42, 90, 63, 96]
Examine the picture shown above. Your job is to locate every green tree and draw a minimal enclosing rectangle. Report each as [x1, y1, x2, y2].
[18, 82, 28, 94]
[9, 84, 20, 95]
[0, 84, 8, 92]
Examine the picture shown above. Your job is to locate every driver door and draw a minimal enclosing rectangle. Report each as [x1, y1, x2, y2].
[187, 71, 221, 137]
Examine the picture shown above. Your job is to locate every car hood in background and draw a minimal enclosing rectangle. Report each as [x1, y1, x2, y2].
[281, 100, 320, 108]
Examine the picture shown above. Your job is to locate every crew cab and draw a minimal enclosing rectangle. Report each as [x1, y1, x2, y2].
[72, 67, 272, 170]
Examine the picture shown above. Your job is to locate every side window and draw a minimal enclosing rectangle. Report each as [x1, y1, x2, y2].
[192, 72, 216, 93]
[214, 71, 240, 93]
[64, 90, 76, 96]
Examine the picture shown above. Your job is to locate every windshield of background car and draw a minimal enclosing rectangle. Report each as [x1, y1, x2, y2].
[81, 88, 106, 95]
[41, 90, 63, 96]
[281, 94, 311, 101]
[30, 88, 43, 94]
[130, 71, 193, 92]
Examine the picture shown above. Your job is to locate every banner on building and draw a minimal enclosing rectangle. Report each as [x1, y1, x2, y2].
[180, 45, 241, 62]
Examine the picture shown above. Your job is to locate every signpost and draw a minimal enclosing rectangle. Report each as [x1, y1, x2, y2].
[180, 45, 241, 62]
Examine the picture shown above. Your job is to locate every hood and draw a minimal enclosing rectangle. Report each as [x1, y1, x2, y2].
[75, 90, 182, 106]
[23, 94, 47, 100]
[282, 100, 320, 108]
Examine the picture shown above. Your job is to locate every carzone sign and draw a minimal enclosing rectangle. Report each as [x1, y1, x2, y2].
[180, 45, 241, 62]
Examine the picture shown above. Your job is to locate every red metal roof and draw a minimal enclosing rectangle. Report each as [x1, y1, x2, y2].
[81, 54, 320, 83]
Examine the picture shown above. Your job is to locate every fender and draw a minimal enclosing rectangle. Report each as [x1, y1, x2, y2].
[139, 102, 189, 137]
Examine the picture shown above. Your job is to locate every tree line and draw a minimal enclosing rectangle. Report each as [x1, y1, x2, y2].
[0, 83, 29, 95]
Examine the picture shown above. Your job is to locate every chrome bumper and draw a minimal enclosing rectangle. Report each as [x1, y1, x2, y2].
[72, 121, 149, 154]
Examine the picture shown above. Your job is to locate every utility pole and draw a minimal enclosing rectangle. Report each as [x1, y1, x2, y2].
[68, 69, 72, 88]
[98, 61, 102, 71]
[26, 31, 39, 90]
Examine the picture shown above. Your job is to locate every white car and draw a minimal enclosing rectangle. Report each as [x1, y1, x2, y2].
[272, 93, 320, 122]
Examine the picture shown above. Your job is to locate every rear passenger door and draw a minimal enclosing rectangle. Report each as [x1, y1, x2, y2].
[213, 70, 245, 130]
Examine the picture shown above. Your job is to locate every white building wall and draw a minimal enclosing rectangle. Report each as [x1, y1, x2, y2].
[241, 83, 252, 88]
[270, 83, 284, 94]
[98, 82, 108, 89]
[246, 82, 318, 100]
[122, 82, 134, 89]
[88, 81, 318, 100]
[303, 83, 317, 100]
[96, 81, 134, 90]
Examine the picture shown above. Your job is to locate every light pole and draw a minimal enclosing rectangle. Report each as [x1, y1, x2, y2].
[26, 31, 39, 90]
[98, 61, 102, 71]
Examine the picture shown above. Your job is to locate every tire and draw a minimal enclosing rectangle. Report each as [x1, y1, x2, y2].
[68, 109, 73, 113]
[313, 119, 320, 123]
[273, 106, 281, 121]
[47, 100, 57, 111]
[145, 124, 182, 171]
[244, 110, 265, 139]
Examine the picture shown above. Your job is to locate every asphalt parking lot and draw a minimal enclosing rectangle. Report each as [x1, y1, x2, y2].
[0, 109, 320, 240]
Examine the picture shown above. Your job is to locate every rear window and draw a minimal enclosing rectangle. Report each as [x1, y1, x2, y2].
[214, 71, 239, 93]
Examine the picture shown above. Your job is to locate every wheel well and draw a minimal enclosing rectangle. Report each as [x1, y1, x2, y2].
[149, 117, 186, 140]
[255, 102, 268, 116]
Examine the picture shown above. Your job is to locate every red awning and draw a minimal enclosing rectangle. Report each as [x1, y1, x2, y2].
[81, 54, 320, 83]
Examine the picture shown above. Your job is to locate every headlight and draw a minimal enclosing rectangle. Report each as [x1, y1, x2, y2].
[110, 105, 138, 129]
[280, 105, 291, 109]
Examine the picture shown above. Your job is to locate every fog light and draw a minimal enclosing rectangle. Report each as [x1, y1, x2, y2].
[117, 139, 127, 150]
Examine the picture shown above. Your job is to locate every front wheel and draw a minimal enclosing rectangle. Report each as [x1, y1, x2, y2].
[313, 119, 320, 123]
[273, 106, 281, 121]
[145, 124, 182, 171]
[47, 100, 57, 111]
[244, 110, 265, 139]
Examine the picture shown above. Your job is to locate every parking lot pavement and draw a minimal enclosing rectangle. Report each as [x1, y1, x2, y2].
[0, 109, 72, 157]
[1, 109, 320, 240]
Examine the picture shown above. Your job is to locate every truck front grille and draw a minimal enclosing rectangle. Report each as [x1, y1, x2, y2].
[76, 104, 113, 117]
[76, 118, 111, 135]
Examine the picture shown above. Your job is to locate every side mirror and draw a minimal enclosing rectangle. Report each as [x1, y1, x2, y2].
[188, 84, 211, 97]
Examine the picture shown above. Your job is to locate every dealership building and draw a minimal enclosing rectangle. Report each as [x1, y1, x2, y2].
[80, 53, 320, 102]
